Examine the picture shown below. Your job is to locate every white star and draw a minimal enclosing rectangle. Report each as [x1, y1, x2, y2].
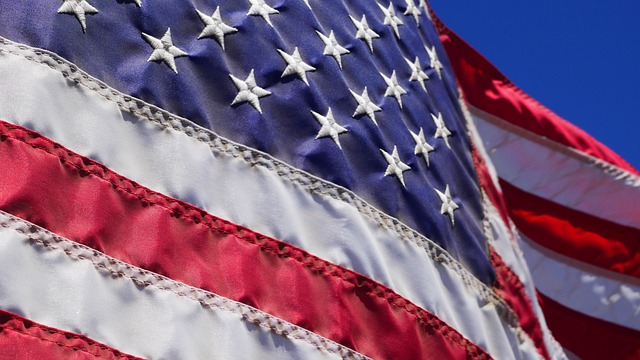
[410, 128, 434, 166]
[196, 7, 237, 50]
[316, 30, 350, 69]
[350, 87, 382, 125]
[435, 185, 459, 225]
[419, 0, 432, 19]
[406, 57, 429, 91]
[381, 146, 411, 187]
[431, 112, 452, 148]
[229, 69, 272, 113]
[350, 15, 380, 53]
[378, 2, 403, 39]
[57, 0, 98, 33]
[426, 45, 444, 79]
[381, 70, 407, 109]
[404, 0, 422, 25]
[301, 0, 311, 9]
[247, 0, 279, 27]
[311, 108, 348, 149]
[142, 28, 188, 74]
[277, 47, 316, 85]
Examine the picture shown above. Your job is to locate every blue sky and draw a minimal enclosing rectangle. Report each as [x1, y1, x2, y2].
[429, 1, 640, 170]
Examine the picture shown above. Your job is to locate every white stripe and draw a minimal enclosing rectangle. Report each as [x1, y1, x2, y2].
[0, 40, 541, 359]
[472, 108, 640, 230]
[0, 211, 365, 360]
[521, 234, 640, 332]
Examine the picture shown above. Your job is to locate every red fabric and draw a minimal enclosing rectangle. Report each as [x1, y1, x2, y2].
[539, 293, 640, 360]
[501, 180, 640, 278]
[489, 249, 549, 360]
[433, 16, 640, 176]
[0, 309, 140, 360]
[0, 120, 489, 360]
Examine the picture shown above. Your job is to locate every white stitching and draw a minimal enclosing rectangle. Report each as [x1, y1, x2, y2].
[0, 210, 370, 360]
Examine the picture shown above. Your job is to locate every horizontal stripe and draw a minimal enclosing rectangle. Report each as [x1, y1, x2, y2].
[0, 40, 541, 359]
[521, 236, 640, 332]
[501, 181, 640, 278]
[539, 293, 640, 360]
[0, 309, 141, 360]
[0, 121, 490, 360]
[473, 109, 640, 230]
[434, 18, 639, 176]
[0, 211, 366, 360]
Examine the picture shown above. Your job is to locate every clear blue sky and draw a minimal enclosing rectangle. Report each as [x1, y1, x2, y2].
[429, 1, 640, 170]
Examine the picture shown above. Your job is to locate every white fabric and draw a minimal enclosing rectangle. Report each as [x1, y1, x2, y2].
[0, 211, 359, 360]
[521, 235, 640, 332]
[472, 110, 640, 230]
[0, 44, 541, 359]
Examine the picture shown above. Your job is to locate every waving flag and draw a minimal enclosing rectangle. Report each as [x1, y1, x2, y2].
[0, 0, 592, 359]
[434, 16, 640, 360]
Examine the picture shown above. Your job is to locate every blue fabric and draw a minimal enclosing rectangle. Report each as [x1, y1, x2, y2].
[0, 0, 495, 284]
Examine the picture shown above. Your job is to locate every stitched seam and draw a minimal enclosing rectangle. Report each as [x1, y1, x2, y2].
[0, 211, 370, 360]
[0, 38, 510, 311]
[0, 123, 489, 359]
[0, 320, 137, 359]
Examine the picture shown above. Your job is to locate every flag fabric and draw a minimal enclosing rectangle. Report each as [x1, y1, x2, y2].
[0, 0, 586, 359]
[433, 16, 640, 360]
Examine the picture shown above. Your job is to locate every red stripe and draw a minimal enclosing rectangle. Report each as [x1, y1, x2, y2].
[538, 292, 640, 360]
[0, 309, 141, 360]
[489, 248, 549, 360]
[432, 16, 640, 176]
[0, 120, 489, 360]
[500, 180, 640, 278]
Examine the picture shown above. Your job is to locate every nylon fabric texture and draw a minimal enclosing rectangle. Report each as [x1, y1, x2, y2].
[0, 120, 491, 360]
[0, 41, 542, 360]
[0, 211, 365, 360]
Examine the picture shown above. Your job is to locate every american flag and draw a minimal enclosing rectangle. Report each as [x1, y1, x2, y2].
[0, 0, 631, 359]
